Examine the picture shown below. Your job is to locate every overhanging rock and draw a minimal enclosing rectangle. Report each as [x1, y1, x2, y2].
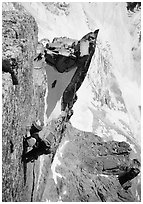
[35, 30, 99, 121]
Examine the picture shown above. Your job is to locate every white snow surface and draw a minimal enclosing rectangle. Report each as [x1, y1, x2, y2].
[21, 2, 141, 144]
[51, 139, 69, 184]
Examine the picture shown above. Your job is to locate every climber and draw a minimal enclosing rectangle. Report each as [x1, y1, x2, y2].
[22, 120, 51, 163]
[2, 58, 18, 85]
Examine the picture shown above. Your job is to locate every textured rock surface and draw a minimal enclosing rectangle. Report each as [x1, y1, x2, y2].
[2, 3, 44, 201]
[25, 119, 140, 202]
[2, 2, 141, 202]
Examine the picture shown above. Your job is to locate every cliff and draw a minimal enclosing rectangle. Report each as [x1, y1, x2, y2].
[2, 3, 46, 201]
[2, 2, 141, 202]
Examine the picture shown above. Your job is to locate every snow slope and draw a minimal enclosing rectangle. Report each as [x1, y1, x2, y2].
[21, 2, 141, 146]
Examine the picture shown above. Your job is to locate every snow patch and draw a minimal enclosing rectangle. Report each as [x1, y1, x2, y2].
[51, 139, 69, 184]
[104, 108, 133, 136]
[63, 190, 67, 195]
[59, 140, 69, 157]
[98, 174, 109, 178]
[58, 196, 62, 202]
[71, 75, 94, 132]
[110, 129, 127, 142]
[80, 40, 89, 56]
[37, 155, 45, 190]
[129, 144, 137, 154]
[44, 87, 48, 126]
[51, 153, 62, 185]
[45, 199, 51, 202]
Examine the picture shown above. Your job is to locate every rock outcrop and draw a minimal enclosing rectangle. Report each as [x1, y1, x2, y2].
[44, 30, 99, 112]
[2, 3, 46, 201]
[23, 118, 140, 202]
[2, 2, 141, 202]
[32, 29, 99, 122]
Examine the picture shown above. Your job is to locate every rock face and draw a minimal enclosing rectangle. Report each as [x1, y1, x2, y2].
[62, 30, 99, 112]
[2, 3, 45, 201]
[23, 118, 140, 202]
[44, 29, 99, 112]
[2, 2, 141, 202]
[33, 30, 99, 123]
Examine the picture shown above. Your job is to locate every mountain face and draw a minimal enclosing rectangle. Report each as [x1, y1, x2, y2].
[2, 2, 141, 202]
[21, 2, 141, 143]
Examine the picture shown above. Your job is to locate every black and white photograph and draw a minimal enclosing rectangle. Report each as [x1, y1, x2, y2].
[2, 1, 141, 202]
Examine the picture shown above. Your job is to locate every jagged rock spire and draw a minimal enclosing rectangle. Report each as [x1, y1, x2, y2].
[43, 29, 99, 73]
[61, 29, 99, 111]
[34, 29, 99, 118]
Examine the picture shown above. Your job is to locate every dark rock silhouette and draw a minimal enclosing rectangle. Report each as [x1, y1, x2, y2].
[29, 121, 43, 135]
[2, 59, 18, 85]
[23, 137, 51, 163]
[118, 158, 141, 186]
[44, 50, 77, 73]
[41, 30, 99, 120]
[22, 122, 51, 163]
[44, 36, 77, 72]
[51, 80, 57, 88]
[34, 53, 43, 61]
[127, 2, 141, 12]
[119, 168, 140, 186]
[44, 30, 99, 112]
[62, 30, 99, 111]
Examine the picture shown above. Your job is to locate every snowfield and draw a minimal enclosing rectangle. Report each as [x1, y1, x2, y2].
[22, 2, 140, 145]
